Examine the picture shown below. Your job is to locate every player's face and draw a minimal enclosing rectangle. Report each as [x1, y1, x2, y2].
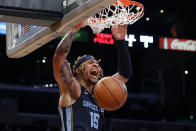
[82, 59, 101, 84]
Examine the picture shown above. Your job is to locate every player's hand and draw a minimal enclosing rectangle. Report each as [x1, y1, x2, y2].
[111, 25, 128, 40]
[72, 22, 87, 33]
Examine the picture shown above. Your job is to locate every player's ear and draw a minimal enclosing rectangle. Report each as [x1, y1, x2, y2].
[75, 68, 81, 75]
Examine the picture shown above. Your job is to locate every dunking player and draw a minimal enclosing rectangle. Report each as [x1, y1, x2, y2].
[53, 23, 132, 131]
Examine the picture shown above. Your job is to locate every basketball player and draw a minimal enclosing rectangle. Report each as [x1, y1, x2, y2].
[53, 23, 132, 131]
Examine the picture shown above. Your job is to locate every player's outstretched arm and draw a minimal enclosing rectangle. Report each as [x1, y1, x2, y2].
[111, 25, 133, 83]
[53, 23, 86, 106]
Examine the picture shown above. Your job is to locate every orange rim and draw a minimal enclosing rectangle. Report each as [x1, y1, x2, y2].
[86, 0, 144, 23]
[72, 22, 84, 30]
[113, 0, 144, 9]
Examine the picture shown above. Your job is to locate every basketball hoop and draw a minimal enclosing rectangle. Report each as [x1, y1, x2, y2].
[84, 0, 144, 34]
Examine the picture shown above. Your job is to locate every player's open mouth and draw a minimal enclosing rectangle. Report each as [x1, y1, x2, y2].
[90, 70, 98, 78]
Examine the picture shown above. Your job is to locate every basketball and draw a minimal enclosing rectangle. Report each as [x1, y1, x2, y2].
[93, 76, 128, 111]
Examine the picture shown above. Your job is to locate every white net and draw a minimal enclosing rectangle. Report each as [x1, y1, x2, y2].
[84, 0, 144, 34]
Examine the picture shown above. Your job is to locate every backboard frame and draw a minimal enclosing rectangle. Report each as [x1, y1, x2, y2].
[6, 0, 118, 58]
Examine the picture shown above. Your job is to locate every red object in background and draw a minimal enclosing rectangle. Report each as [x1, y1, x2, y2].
[94, 33, 114, 45]
[170, 28, 178, 37]
[22, 24, 31, 34]
[159, 37, 196, 52]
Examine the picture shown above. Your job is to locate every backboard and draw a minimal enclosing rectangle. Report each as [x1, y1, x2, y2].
[5, 0, 118, 58]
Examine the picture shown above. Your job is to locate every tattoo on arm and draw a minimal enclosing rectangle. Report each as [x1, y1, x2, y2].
[59, 69, 72, 84]
[56, 31, 75, 56]
[59, 61, 74, 86]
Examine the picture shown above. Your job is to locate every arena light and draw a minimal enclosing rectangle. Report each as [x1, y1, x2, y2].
[42, 59, 46, 63]
[146, 17, 150, 21]
[160, 10, 164, 13]
[42, 56, 47, 63]
[185, 70, 189, 75]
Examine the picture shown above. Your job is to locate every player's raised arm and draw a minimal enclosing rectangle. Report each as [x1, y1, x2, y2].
[111, 25, 133, 83]
[54, 23, 86, 59]
[53, 23, 86, 106]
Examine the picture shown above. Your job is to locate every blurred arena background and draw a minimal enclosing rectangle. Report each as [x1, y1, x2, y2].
[0, 0, 196, 130]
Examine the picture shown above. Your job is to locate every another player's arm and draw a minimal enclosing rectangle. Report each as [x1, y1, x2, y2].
[111, 25, 133, 83]
[53, 24, 85, 106]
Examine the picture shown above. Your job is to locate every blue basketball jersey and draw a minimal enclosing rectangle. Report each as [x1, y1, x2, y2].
[58, 86, 105, 131]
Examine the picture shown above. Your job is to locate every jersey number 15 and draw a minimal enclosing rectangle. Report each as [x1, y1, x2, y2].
[90, 112, 100, 129]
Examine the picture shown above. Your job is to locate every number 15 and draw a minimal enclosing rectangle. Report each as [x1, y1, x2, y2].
[90, 112, 100, 129]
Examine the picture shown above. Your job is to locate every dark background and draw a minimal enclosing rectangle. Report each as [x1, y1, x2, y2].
[0, 0, 196, 130]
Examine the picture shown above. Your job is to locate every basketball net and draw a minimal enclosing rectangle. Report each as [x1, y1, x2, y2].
[84, 0, 144, 34]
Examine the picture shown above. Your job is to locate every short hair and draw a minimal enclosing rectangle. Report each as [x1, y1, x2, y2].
[73, 55, 103, 79]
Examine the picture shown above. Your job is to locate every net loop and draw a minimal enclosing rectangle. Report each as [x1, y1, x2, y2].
[84, 0, 144, 34]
